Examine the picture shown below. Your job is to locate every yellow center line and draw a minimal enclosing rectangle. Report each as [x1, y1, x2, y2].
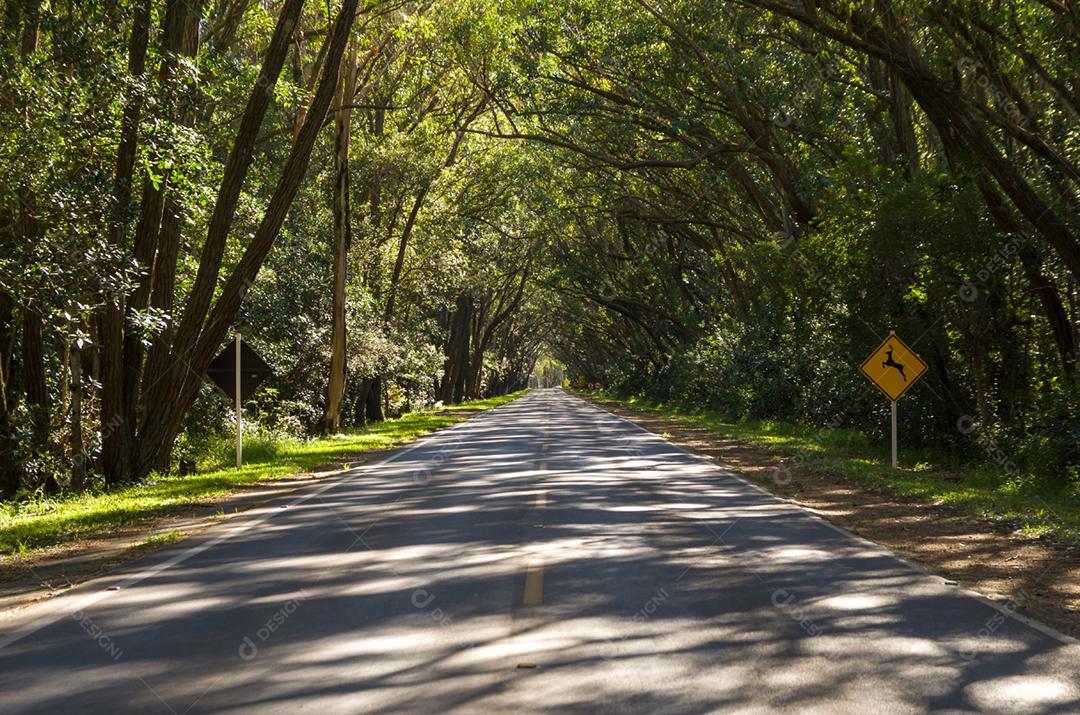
[524, 449, 549, 606]
[523, 560, 544, 605]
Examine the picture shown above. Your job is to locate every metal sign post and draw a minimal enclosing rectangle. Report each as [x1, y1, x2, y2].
[859, 331, 927, 470]
[891, 400, 897, 469]
[235, 333, 242, 469]
[205, 335, 273, 471]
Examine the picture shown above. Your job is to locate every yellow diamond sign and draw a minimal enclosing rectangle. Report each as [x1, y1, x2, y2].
[859, 333, 927, 402]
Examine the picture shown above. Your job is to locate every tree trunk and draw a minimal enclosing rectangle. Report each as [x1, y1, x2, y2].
[971, 334, 993, 429]
[452, 296, 473, 404]
[464, 298, 488, 400]
[365, 376, 384, 423]
[100, 0, 152, 484]
[166, 0, 309, 371]
[12, 1, 50, 491]
[441, 294, 471, 404]
[69, 340, 85, 491]
[323, 37, 358, 433]
[352, 377, 370, 428]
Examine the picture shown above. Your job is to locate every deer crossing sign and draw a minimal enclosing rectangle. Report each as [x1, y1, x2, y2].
[859, 333, 928, 403]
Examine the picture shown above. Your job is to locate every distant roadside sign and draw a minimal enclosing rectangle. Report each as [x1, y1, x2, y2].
[206, 338, 273, 403]
[859, 333, 927, 403]
[207, 335, 273, 469]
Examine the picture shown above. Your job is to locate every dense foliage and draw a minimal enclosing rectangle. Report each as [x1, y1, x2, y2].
[499, 0, 1079, 490]
[0, 0, 1076, 499]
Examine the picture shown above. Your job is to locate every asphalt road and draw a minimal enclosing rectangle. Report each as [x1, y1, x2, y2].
[1, 389, 1077, 714]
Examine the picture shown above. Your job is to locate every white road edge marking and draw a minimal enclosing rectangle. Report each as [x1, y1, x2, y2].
[0, 396, 526, 651]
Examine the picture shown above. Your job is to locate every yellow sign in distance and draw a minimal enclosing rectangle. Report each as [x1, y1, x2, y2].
[859, 333, 928, 402]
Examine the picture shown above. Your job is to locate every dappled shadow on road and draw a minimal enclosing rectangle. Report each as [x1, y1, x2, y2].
[1, 390, 1077, 713]
[586, 395, 1080, 637]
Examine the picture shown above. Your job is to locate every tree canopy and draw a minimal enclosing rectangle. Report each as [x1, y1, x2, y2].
[0, 0, 1076, 497]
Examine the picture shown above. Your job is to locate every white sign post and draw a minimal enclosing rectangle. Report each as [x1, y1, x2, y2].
[206, 334, 271, 470]
[235, 333, 242, 469]
[891, 400, 897, 469]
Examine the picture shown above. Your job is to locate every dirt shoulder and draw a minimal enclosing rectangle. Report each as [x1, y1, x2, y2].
[585, 395, 1080, 639]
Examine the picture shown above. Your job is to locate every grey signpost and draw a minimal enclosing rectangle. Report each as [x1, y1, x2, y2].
[235, 334, 242, 468]
[206, 335, 273, 469]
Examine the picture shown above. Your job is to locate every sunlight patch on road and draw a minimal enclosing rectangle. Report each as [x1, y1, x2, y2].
[965, 675, 1079, 709]
[813, 592, 898, 612]
[768, 547, 832, 561]
[445, 633, 581, 667]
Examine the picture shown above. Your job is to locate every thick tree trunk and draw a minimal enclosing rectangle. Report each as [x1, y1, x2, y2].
[323, 38, 358, 434]
[440, 294, 471, 404]
[100, 0, 152, 483]
[452, 296, 473, 404]
[350, 378, 368, 427]
[8, 1, 49, 492]
[464, 298, 488, 400]
[19, 158, 46, 434]
[352, 377, 370, 428]
[21, 315, 45, 412]
[466, 269, 529, 400]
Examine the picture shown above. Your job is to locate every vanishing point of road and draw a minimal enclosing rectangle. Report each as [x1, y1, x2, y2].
[1, 390, 1077, 713]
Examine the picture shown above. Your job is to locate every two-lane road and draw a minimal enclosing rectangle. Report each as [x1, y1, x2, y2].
[1, 389, 1076, 713]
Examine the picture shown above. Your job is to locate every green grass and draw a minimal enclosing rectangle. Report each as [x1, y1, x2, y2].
[0, 391, 525, 558]
[144, 529, 183, 547]
[584, 391, 1080, 544]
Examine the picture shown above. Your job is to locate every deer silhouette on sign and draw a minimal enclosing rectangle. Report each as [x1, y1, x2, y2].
[882, 345, 907, 382]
